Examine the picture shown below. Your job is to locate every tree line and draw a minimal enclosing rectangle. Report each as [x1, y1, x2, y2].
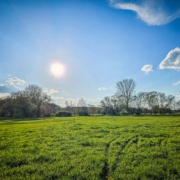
[100, 79, 180, 115]
[0, 79, 180, 118]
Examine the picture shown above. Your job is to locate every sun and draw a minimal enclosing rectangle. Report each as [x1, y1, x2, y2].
[50, 63, 65, 77]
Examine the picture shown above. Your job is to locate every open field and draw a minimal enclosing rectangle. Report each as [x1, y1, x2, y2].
[0, 116, 180, 180]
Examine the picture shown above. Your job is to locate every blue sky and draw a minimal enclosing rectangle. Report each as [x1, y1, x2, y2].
[0, 0, 180, 106]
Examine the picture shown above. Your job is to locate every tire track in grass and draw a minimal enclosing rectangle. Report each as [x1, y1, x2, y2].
[158, 138, 169, 159]
[99, 137, 119, 180]
[111, 135, 139, 172]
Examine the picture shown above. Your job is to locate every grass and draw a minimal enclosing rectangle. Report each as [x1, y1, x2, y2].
[0, 116, 180, 179]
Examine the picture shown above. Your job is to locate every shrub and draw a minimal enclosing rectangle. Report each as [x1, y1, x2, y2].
[78, 111, 89, 116]
[120, 109, 128, 115]
[56, 111, 72, 117]
[50, 113, 56, 117]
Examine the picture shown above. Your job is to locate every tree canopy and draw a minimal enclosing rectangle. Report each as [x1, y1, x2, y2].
[0, 84, 60, 118]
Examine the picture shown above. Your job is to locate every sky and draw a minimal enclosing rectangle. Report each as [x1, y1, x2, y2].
[0, 0, 180, 106]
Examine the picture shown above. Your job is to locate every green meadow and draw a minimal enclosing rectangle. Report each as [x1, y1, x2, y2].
[0, 116, 180, 180]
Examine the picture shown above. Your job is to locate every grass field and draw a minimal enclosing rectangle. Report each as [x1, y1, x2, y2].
[0, 116, 180, 180]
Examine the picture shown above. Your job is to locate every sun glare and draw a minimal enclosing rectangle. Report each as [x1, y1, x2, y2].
[50, 63, 65, 77]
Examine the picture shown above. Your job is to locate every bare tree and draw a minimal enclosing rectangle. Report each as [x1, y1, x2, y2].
[76, 98, 88, 116]
[144, 91, 158, 110]
[77, 98, 86, 107]
[165, 95, 175, 109]
[116, 79, 136, 112]
[88, 105, 97, 115]
[100, 95, 125, 115]
[100, 96, 116, 115]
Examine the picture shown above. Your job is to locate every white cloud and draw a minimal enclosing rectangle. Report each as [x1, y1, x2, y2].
[159, 47, 180, 70]
[0, 93, 10, 98]
[50, 96, 64, 106]
[141, 64, 153, 74]
[51, 96, 64, 100]
[98, 87, 107, 91]
[6, 77, 26, 90]
[44, 88, 59, 94]
[173, 81, 180, 86]
[110, 0, 180, 25]
[0, 84, 6, 87]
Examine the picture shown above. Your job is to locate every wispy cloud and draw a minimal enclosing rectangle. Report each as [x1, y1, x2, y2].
[98, 87, 107, 91]
[141, 64, 153, 74]
[6, 77, 26, 90]
[51, 96, 64, 101]
[110, 0, 180, 25]
[0, 84, 6, 87]
[159, 47, 180, 70]
[173, 81, 180, 86]
[50, 96, 64, 106]
[44, 88, 59, 94]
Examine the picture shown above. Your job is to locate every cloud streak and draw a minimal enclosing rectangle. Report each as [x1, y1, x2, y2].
[159, 47, 180, 70]
[110, 0, 180, 25]
[173, 81, 180, 86]
[141, 64, 153, 74]
[44, 88, 59, 95]
[98, 87, 107, 91]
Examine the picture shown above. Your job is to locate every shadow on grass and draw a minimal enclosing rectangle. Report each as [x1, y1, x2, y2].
[0, 114, 180, 123]
[0, 116, 77, 123]
[0, 117, 48, 122]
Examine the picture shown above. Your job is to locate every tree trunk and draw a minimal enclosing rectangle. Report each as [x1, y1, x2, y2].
[37, 104, 41, 117]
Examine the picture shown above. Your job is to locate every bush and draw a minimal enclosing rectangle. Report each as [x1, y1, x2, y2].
[56, 111, 72, 117]
[78, 111, 89, 116]
[50, 113, 56, 117]
[120, 109, 128, 115]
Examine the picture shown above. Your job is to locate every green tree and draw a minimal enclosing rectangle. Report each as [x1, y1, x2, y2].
[12, 92, 36, 117]
[24, 85, 50, 117]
